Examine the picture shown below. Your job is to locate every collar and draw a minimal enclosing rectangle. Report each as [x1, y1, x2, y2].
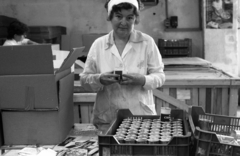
[105, 29, 146, 50]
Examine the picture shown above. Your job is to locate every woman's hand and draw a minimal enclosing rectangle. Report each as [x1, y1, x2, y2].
[120, 73, 146, 86]
[99, 72, 119, 86]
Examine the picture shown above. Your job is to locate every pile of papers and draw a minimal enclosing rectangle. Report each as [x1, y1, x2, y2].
[53, 123, 99, 156]
[18, 147, 57, 156]
[3, 124, 99, 156]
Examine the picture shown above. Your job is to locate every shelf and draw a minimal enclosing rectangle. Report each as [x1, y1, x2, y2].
[160, 47, 189, 49]
[164, 28, 202, 32]
[163, 54, 190, 56]
[158, 38, 192, 58]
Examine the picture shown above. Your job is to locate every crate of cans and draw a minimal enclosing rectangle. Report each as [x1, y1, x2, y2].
[189, 106, 240, 156]
[98, 109, 192, 156]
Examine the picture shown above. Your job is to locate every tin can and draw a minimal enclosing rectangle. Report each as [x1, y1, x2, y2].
[150, 127, 161, 131]
[172, 124, 182, 128]
[138, 132, 149, 136]
[116, 127, 127, 132]
[160, 107, 171, 122]
[139, 129, 149, 133]
[126, 133, 137, 138]
[161, 129, 171, 134]
[149, 134, 160, 139]
[149, 131, 160, 136]
[142, 121, 151, 124]
[152, 123, 161, 128]
[143, 119, 152, 122]
[172, 119, 182, 123]
[133, 123, 141, 126]
[151, 125, 161, 129]
[132, 118, 142, 122]
[127, 132, 138, 137]
[140, 125, 151, 129]
[162, 123, 171, 127]
[114, 135, 125, 143]
[172, 131, 183, 136]
[130, 124, 140, 129]
[160, 132, 171, 137]
[115, 133, 126, 138]
[132, 120, 142, 124]
[172, 122, 182, 125]
[123, 118, 132, 123]
[172, 128, 183, 132]
[128, 127, 138, 132]
[160, 137, 171, 144]
[128, 129, 138, 133]
[148, 138, 159, 144]
[153, 119, 161, 122]
[116, 131, 127, 136]
[119, 124, 129, 129]
[141, 122, 151, 126]
[136, 138, 148, 144]
[138, 134, 148, 139]
[124, 137, 136, 144]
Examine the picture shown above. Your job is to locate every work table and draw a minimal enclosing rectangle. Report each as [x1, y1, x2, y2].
[73, 57, 240, 123]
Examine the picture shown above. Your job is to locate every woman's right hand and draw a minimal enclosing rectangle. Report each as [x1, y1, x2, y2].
[99, 72, 119, 86]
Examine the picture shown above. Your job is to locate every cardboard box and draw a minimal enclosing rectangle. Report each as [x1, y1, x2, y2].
[0, 45, 84, 109]
[0, 44, 84, 145]
[2, 73, 74, 145]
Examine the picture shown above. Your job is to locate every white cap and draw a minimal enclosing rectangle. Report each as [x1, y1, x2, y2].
[108, 0, 139, 17]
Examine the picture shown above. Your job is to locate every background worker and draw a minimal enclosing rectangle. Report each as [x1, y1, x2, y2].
[3, 20, 38, 46]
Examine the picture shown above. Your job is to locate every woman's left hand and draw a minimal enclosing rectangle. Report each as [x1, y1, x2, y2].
[99, 72, 119, 86]
[120, 73, 145, 86]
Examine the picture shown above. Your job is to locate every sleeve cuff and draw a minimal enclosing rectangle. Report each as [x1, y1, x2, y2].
[143, 75, 151, 90]
[96, 74, 104, 88]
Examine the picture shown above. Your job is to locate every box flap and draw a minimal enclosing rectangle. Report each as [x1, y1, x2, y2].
[56, 47, 85, 74]
[52, 49, 69, 60]
[0, 44, 54, 75]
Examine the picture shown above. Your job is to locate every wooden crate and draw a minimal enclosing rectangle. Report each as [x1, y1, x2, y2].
[73, 93, 95, 123]
[156, 57, 240, 116]
[74, 57, 240, 123]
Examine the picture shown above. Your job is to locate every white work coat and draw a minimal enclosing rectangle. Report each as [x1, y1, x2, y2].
[80, 30, 165, 125]
[3, 38, 29, 46]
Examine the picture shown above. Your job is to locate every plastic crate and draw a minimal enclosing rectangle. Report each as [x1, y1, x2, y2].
[98, 109, 192, 156]
[157, 39, 192, 58]
[189, 106, 240, 156]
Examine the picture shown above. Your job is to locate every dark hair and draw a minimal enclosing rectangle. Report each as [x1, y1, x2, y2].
[7, 21, 29, 39]
[104, 0, 141, 24]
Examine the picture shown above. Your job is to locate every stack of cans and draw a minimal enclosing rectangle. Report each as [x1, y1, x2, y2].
[114, 117, 183, 144]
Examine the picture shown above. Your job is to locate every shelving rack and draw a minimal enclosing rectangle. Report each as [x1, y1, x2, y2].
[158, 38, 192, 58]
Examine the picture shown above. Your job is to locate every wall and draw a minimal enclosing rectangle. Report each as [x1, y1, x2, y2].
[0, 0, 203, 57]
[238, 1, 240, 76]
[204, 0, 239, 76]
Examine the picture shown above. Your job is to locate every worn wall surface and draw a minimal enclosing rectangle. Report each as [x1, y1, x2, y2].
[0, 0, 203, 57]
[204, 0, 239, 76]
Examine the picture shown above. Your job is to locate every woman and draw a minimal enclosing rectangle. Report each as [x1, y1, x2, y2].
[3, 20, 38, 46]
[80, 0, 165, 128]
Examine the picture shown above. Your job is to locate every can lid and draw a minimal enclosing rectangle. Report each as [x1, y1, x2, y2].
[161, 107, 171, 114]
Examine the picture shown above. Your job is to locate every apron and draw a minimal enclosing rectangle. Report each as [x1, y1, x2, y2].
[92, 83, 156, 125]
